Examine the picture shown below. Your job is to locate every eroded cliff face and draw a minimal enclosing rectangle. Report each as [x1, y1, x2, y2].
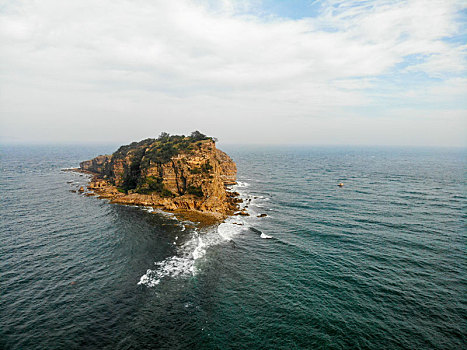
[79, 155, 111, 174]
[80, 139, 238, 219]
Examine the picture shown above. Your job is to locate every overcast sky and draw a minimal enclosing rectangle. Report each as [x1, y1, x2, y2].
[1, 0, 466, 146]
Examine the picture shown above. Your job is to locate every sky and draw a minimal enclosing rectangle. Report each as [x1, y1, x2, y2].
[0, 0, 466, 146]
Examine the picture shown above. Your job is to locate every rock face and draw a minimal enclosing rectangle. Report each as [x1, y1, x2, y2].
[79, 134, 238, 220]
[79, 155, 111, 174]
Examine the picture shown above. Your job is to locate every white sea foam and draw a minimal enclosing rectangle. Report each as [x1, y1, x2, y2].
[143, 207, 179, 221]
[218, 221, 244, 240]
[260, 233, 272, 239]
[138, 222, 245, 287]
[138, 256, 193, 287]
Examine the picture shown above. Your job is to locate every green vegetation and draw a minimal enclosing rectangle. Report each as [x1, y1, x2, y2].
[113, 138, 155, 159]
[120, 147, 145, 192]
[129, 176, 175, 197]
[189, 167, 202, 174]
[186, 185, 204, 197]
[190, 130, 209, 142]
[189, 161, 212, 175]
[201, 161, 213, 172]
[136, 176, 164, 194]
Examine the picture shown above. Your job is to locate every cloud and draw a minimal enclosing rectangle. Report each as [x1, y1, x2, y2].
[0, 0, 465, 145]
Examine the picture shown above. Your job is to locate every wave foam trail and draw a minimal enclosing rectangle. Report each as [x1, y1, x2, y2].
[138, 256, 193, 287]
[138, 222, 245, 287]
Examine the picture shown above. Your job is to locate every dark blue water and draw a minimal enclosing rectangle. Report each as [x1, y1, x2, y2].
[1, 145, 466, 349]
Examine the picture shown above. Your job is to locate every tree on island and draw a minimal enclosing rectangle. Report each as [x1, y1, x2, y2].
[155, 130, 211, 142]
[157, 132, 170, 142]
[190, 130, 207, 141]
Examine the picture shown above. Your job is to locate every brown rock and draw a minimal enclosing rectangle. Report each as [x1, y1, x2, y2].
[79, 155, 111, 174]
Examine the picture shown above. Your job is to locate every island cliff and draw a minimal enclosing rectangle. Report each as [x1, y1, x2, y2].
[77, 131, 239, 222]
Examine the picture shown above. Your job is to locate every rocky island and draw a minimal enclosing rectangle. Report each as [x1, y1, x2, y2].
[74, 131, 240, 223]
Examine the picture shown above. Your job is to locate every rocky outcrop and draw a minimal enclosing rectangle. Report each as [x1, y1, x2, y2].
[79, 135, 238, 221]
[216, 149, 237, 185]
[79, 155, 111, 174]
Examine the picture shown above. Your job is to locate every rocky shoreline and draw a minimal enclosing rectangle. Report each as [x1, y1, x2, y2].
[65, 168, 241, 224]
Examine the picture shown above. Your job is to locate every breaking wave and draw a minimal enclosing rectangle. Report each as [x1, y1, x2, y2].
[137, 219, 247, 287]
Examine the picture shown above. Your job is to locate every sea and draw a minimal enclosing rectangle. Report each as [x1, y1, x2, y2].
[1, 145, 466, 349]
